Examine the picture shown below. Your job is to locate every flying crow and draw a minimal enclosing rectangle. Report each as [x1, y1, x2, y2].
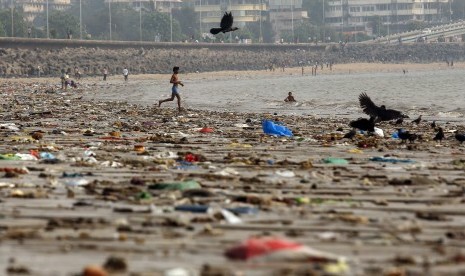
[359, 93, 408, 122]
[210, 12, 239, 35]
[349, 117, 375, 132]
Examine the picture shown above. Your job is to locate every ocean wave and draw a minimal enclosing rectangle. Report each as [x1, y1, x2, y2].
[436, 111, 464, 118]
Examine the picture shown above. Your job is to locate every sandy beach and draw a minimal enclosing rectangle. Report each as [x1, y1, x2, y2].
[6, 62, 465, 83]
[1, 63, 465, 275]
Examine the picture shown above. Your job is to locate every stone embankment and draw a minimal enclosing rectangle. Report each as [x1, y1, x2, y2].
[0, 38, 464, 77]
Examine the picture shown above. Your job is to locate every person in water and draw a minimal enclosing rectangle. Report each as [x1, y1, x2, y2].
[284, 92, 296, 102]
[159, 66, 184, 111]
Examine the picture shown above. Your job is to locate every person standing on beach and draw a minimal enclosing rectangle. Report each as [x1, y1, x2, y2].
[60, 69, 66, 89]
[102, 67, 108, 81]
[159, 66, 184, 111]
[123, 68, 129, 81]
[74, 66, 81, 80]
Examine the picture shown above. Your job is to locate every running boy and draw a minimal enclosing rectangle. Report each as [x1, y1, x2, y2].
[159, 66, 184, 111]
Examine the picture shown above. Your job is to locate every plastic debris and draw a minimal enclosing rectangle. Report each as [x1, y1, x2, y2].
[323, 157, 349, 165]
[220, 209, 243, 224]
[225, 237, 346, 263]
[369, 156, 415, 163]
[164, 268, 191, 276]
[149, 180, 201, 191]
[199, 127, 214, 133]
[262, 120, 293, 137]
[275, 170, 296, 177]
[373, 127, 384, 137]
[64, 178, 89, 187]
[174, 205, 209, 213]
[39, 152, 56, 160]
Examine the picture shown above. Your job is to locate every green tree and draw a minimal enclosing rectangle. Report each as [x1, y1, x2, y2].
[64, 0, 108, 39]
[0, 20, 6, 37]
[246, 20, 275, 43]
[405, 20, 427, 32]
[65, 0, 183, 41]
[35, 10, 79, 39]
[368, 16, 392, 37]
[451, 0, 465, 20]
[172, 6, 198, 40]
[302, 0, 325, 26]
[143, 12, 182, 42]
[111, 3, 140, 41]
[0, 8, 28, 37]
[280, 21, 319, 43]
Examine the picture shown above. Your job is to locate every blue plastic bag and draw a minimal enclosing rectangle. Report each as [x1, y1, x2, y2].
[369, 156, 414, 163]
[40, 152, 56, 160]
[262, 120, 293, 137]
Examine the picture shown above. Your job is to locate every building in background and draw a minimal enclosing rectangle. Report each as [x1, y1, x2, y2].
[191, 0, 267, 33]
[325, 0, 451, 35]
[0, 0, 71, 22]
[102, 0, 182, 13]
[269, 0, 307, 39]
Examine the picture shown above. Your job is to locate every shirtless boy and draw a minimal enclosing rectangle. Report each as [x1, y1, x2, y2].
[284, 92, 296, 102]
[159, 66, 184, 111]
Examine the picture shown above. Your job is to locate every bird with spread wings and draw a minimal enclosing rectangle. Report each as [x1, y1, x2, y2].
[210, 12, 239, 35]
[358, 93, 409, 122]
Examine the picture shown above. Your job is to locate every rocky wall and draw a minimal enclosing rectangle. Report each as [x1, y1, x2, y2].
[0, 38, 464, 77]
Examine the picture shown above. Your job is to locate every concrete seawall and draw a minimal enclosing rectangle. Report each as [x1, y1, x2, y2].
[1, 38, 464, 77]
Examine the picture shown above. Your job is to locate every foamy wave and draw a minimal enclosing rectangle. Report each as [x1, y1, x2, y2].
[436, 111, 464, 118]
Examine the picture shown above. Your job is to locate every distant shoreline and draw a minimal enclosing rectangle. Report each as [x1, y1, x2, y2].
[4, 62, 462, 84]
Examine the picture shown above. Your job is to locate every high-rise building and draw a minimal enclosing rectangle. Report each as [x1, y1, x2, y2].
[102, 0, 182, 13]
[188, 0, 306, 41]
[190, 0, 267, 33]
[268, 0, 307, 38]
[325, 0, 451, 34]
[0, 0, 71, 22]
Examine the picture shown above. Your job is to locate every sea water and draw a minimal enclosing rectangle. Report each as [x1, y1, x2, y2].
[92, 67, 465, 122]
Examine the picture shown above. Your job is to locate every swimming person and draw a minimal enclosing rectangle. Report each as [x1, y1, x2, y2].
[159, 66, 184, 111]
[284, 92, 296, 102]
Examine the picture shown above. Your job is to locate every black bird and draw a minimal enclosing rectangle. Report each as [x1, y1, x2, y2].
[343, 129, 356, 139]
[349, 117, 375, 132]
[210, 12, 239, 35]
[433, 127, 444, 142]
[359, 93, 409, 122]
[455, 131, 465, 144]
[412, 115, 422, 124]
[431, 121, 436, 129]
[408, 133, 419, 143]
[395, 118, 404, 125]
[397, 129, 417, 143]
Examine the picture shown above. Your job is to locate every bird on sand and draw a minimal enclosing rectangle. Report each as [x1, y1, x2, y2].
[431, 121, 436, 129]
[412, 115, 422, 124]
[343, 129, 356, 139]
[210, 12, 239, 35]
[455, 131, 465, 144]
[394, 118, 404, 125]
[349, 117, 375, 132]
[433, 127, 444, 142]
[359, 93, 409, 122]
[397, 129, 417, 143]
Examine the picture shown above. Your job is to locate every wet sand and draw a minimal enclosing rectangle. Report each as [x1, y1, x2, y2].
[1, 63, 465, 275]
[6, 61, 465, 84]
